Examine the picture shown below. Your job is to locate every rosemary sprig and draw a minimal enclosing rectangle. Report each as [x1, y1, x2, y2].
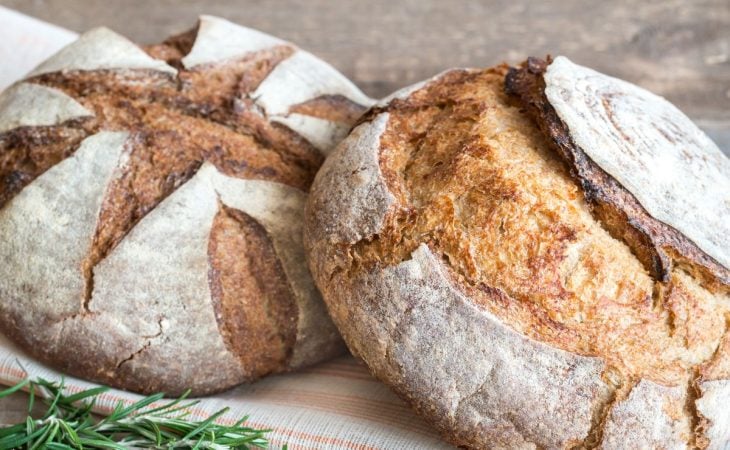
[0, 378, 274, 449]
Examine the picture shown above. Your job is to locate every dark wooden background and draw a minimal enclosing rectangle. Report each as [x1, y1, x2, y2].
[0, 0, 728, 423]
[1, 0, 729, 151]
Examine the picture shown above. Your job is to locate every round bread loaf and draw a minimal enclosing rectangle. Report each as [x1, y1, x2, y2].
[304, 58, 730, 448]
[0, 15, 372, 396]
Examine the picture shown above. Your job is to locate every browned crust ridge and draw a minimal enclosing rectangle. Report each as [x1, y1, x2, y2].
[504, 56, 729, 290]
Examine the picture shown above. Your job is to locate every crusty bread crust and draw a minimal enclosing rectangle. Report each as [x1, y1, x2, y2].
[304, 63, 729, 448]
[0, 16, 369, 395]
[319, 243, 613, 448]
[505, 57, 730, 289]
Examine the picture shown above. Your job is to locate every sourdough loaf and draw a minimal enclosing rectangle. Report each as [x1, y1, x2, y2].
[0, 15, 371, 396]
[304, 59, 729, 448]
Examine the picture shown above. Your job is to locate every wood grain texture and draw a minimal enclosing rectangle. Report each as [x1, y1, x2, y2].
[0, 392, 46, 425]
[0, 0, 728, 426]
[1, 1, 728, 122]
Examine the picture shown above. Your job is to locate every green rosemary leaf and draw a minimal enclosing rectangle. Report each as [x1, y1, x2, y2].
[0, 380, 29, 399]
[0, 422, 46, 449]
[181, 407, 229, 441]
[104, 402, 125, 423]
[232, 416, 249, 428]
[113, 392, 165, 419]
[58, 420, 81, 447]
[44, 443, 76, 450]
[123, 422, 160, 443]
[0, 423, 24, 439]
[28, 423, 54, 450]
[142, 389, 192, 415]
[0, 434, 29, 450]
[62, 386, 109, 405]
[76, 438, 128, 450]
[24, 416, 33, 439]
[26, 385, 34, 415]
[40, 379, 65, 420]
[93, 437, 127, 449]
[144, 417, 163, 446]
[46, 422, 62, 447]
[0, 378, 277, 449]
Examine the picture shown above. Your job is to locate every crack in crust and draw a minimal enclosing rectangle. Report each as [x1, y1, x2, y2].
[323, 65, 730, 448]
[349, 67, 730, 386]
[686, 369, 705, 449]
[115, 317, 165, 370]
[700, 314, 730, 381]
[504, 57, 729, 291]
[580, 370, 633, 449]
[503, 59, 730, 448]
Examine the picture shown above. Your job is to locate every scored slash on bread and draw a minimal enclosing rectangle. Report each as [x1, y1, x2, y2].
[304, 60, 729, 448]
[505, 56, 730, 449]
[505, 56, 730, 287]
[0, 16, 372, 395]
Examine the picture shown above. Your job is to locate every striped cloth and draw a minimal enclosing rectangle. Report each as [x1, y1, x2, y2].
[0, 6, 451, 449]
[0, 334, 448, 449]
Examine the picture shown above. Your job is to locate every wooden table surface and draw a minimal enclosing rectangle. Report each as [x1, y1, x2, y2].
[0, 0, 728, 424]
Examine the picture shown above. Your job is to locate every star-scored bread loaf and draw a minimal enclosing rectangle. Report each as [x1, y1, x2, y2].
[0, 15, 372, 396]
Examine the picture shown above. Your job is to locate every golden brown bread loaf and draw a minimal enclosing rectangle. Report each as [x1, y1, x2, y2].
[304, 58, 730, 448]
[0, 15, 371, 395]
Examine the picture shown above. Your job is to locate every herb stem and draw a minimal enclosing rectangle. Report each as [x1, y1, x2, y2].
[0, 378, 273, 449]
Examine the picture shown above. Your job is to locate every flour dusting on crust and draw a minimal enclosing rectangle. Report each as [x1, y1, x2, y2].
[0, 83, 93, 133]
[181, 15, 284, 69]
[30, 27, 176, 76]
[545, 56, 730, 269]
